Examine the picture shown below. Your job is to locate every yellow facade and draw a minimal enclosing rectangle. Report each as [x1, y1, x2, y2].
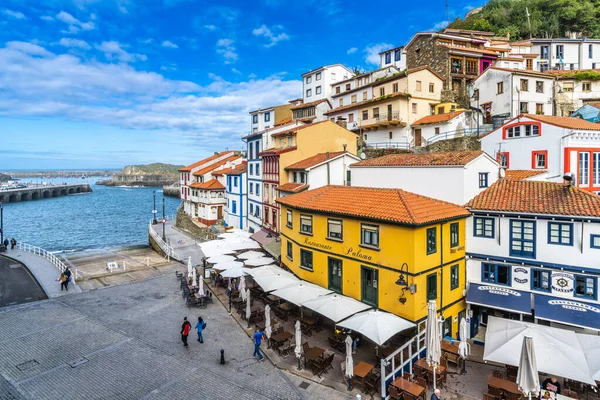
[434, 102, 467, 115]
[280, 205, 467, 338]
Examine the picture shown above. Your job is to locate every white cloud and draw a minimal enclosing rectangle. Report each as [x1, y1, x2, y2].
[58, 38, 91, 50]
[161, 40, 178, 49]
[431, 20, 450, 31]
[347, 47, 358, 55]
[363, 42, 393, 65]
[40, 15, 54, 21]
[216, 38, 238, 64]
[96, 41, 147, 63]
[252, 24, 290, 48]
[56, 11, 95, 33]
[204, 24, 216, 31]
[2, 9, 26, 19]
[231, 67, 241, 75]
[141, 38, 154, 44]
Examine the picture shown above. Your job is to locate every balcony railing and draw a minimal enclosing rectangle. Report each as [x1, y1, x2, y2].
[359, 111, 402, 127]
[424, 127, 493, 146]
[365, 141, 410, 149]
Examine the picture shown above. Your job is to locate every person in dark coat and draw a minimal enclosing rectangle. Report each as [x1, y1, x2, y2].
[181, 317, 191, 347]
[2, 238, 8, 250]
[10, 238, 16, 250]
[63, 267, 72, 291]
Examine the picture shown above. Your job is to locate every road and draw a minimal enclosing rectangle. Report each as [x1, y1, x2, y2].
[0, 254, 47, 308]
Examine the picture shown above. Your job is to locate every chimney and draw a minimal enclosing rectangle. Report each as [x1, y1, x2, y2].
[343, 144, 347, 152]
[326, 152, 330, 159]
[214, 152, 219, 155]
[335, 116, 347, 129]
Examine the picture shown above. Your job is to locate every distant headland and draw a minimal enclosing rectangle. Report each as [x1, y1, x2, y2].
[96, 163, 183, 187]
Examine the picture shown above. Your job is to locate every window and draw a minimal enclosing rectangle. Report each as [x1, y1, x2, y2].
[536, 81, 544, 93]
[450, 223, 459, 247]
[327, 219, 343, 240]
[252, 114, 258, 123]
[435, 127, 440, 135]
[362, 91, 367, 100]
[594, 152, 600, 186]
[300, 249, 313, 271]
[582, 82, 591, 92]
[328, 257, 342, 292]
[412, 103, 417, 114]
[286, 210, 292, 228]
[249, 183, 253, 194]
[532, 269, 550, 292]
[548, 222, 573, 246]
[300, 215, 312, 234]
[264, 113, 270, 122]
[520, 79, 529, 91]
[373, 107, 379, 119]
[589, 44, 593, 59]
[231, 200, 237, 214]
[286, 241, 293, 260]
[379, 87, 385, 97]
[255, 206, 260, 217]
[306, 76, 312, 84]
[346, 83, 351, 91]
[339, 98, 344, 107]
[579, 152, 590, 186]
[451, 57, 462, 73]
[335, 86, 340, 94]
[249, 164, 253, 175]
[315, 86, 322, 95]
[510, 220, 535, 258]
[256, 165, 260, 175]
[299, 172, 306, 183]
[520, 102, 528, 113]
[526, 59, 533, 70]
[351, 94, 357, 103]
[362, 110, 368, 120]
[479, 172, 489, 188]
[361, 224, 379, 248]
[316, 72, 321, 81]
[591, 234, 600, 249]
[249, 203, 253, 214]
[474, 217, 494, 238]
[532, 151, 547, 169]
[575, 275, 596, 299]
[348, 113, 354, 122]
[255, 183, 260, 195]
[306, 88, 312, 97]
[536, 103, 544, 115]
[346, 170, 351, 186]
[361, 267, 378, 307]
[416, 81, 422, 91]
[426, 273, 437, 301]
[385, 52, 391, 64]
[426, 227, 436, 254]
[541, 46, 549, 60]
[392, 83, 398, 92]
[394, 49, 401, 61]
[466, 59, 478, 75]
[450, 265, 459, 290]
[563, 82, 574, 92]
[429, 83, 435, 92]
[556, 45, 564, 59]
[473, 88, 479, 100]
[497, 82, 504, 94]
[482, 263, 511, 285]
[388, 131, 393, 140]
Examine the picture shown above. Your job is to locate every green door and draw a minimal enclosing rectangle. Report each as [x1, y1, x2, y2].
[328, 257, 343, 293]
[361, 266, 378, 307]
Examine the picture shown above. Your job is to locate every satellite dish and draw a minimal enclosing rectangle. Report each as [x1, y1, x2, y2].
[499, 168, 506, 178]
[360, 152, 366, 160]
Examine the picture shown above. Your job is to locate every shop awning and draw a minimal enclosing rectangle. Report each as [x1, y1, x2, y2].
[466, 283, 532, 315]
[534, 294, 600, 331]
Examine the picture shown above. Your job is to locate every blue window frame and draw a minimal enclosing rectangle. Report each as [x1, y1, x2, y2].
[591, 234, 600, 249]
[227, 176, 232, 190]
[474, 217, 494, 238]
[252, 114, 258, 123]
[548, 222, 573, 246]
[575, 275, 597, 299]
[394, 49, 401, 61]
[249, 203, 253, 214]
[256, 165, 260, 175]
[255, 183, 260, 195]
[232, 200, 237, 214]
[265, 113, 270, 122]
[249, 164, 253, 175]
[531, 269, 550, 292]
[385, 52, 391, 64]
[510, 220, 535, 258]
[479, 172, 489, 188]
[482, 263, 511, 285]
[234, 176, 238, 187]
[249, 184, 253, 194]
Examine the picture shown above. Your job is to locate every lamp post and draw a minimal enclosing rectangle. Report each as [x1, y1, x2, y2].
[471, 91, 480, 136]
[0, 202, 4, 252]
[152, 190, 157, 224]
[162, 196, 166, 241]
[395, 263, 417, 303]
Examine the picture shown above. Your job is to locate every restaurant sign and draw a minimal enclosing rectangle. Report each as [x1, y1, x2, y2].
[477, 286, 521, 297]
[551, 272, 574, 294]
[547, 299, 600, 313]
[303, 237, 333, 251]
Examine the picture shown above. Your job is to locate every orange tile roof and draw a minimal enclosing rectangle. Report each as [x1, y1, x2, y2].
[271, 120, 330, 138]
[189, 179, 225, 190]
[404, 66, 445, 81]
[440, 44, 499, 56]
[213, 161, 247, 176]
[466, 180, 600, 217]
[290, 99, 330, 110]
[277, 185, 470, 226]
[275, 116, 293, 126]
[193, 155, 240, 176]
[505, 170, 547, 181]
[485, 66, 552, 78]
[258, 146, 297, 156]
[277, 183, 309, 193]
[520, 114, 600, 130]
[546, 68, 600, 78]
[179, 151, 234, 172]
[412, 111, 466, 126]
[285, 151, 346, 170]
[351, 150, 485, 167]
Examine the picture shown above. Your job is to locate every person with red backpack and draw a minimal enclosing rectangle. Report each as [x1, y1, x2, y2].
[181, 317, 191, 347]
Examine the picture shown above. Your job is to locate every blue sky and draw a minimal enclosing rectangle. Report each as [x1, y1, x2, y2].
[0, 0, 483, 170]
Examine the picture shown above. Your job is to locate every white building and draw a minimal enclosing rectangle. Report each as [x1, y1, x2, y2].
[531, 37, 600, 72]
[249, 102, 294, 134]
[549, 70, 600, 117]
[379, 45, 406, 70]
[277, 151, 360, 197]
[493, 40, 538, 71]
[470, 67, 555, 123]
[291, 99, 332, 123]
[301, 64, 354, 103]
[465, 179, 600, 333]
[220, 162, 247, 230]
[349, 150, 500, 205]
[410, 110, 480, 147]
[479, 114, 600, 193]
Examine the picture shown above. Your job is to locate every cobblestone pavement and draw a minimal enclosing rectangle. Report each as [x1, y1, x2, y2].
[0, 274, 352, 400]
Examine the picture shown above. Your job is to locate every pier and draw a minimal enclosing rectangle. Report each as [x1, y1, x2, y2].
[0, 183, 92, 203]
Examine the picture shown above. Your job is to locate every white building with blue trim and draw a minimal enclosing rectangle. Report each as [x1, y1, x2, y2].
[221, 162, 247, 230]
[465, 179, 600, 335]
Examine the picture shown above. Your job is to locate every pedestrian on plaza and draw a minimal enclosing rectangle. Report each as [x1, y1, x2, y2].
[181, 317, 191, 347]
[63, 267, 72, 291]
[58, 272, 68, 291]
[542, 377, 561, 394]
[10, 238, 16, 250]
[253, 328, 266, 361]
[431, 389, 441, 400]
[3, 238, 8, 250]
[195, 316, 206, 343]
[202, 256, 207, 269]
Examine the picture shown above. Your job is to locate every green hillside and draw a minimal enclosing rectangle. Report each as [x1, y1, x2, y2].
[448, 0, 600, 40]
[121, 163, 183, 175]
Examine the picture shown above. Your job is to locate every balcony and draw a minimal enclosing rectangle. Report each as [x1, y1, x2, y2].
[359, 111, 405, 131]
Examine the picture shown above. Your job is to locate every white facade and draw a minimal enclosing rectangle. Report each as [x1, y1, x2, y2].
[250, 108, 275, 133]
[554, 78, 600, 117]
[411, 111, 480, 147]
[531, 39, 600, 72]
[224, 169, 247, 230]
[302, 64, 354, 102]
[379, 46, 406, 70]
[350, 152, 500, 205]
[246, 133, 263, 233]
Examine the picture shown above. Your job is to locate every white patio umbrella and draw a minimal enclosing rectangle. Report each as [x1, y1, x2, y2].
[301, 294, 372, 323]
[213, 261, 244, 270]
[197, 273, 205, 296]
[577, 333, 600, 381]
[425, 300, 441, 390]
[245, 288, 251, 324]
[237, 250, 266, 260]
[458, 317, 470, 373]
[227, 240, 261, 251]
[244, 257, 276, 267]
[199, 240, 235, 258]
[270, 282, 333, 306]
[265, 305, 272, 348]
[345, 335, 354, 390]
[294, 320, 302, 370]
[337, 309, 415, 346]
[192, 267, 197, 287]
[239, 277, 247, 301]
[247, 265, 286, 278]
[517, 336, 540, 400]
[187, 256, 193, 278]
[207, 254, 236, 264]
[220, 267, 251, 278]
[253, 273, 300, 292]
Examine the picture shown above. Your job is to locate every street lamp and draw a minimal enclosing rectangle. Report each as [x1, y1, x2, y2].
[152, 190, 157, 224]
[162, 196, 166, 241]
[470, 91, 480, 136]
[395, 263, 417, 303]
[0, 202, 4, 252]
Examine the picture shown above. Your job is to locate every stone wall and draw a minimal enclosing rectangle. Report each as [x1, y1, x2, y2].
[406, 36, 449, 82]
[425, 136, 481, 152]
[175, 205, 216, 241]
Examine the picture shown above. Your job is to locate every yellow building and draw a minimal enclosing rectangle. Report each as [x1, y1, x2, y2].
[433, 102, 466, 115]
[277, 185, 470, 338]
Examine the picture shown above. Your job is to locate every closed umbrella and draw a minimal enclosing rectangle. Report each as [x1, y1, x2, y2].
[187, 256, 193, 278]
[458, 317, 470, 373]
[192, 267, 197, 287]
[197, 273, 205, 297]
[517, 336, 540, 400]
[294, 320, 302, 370]
[265, 305, 272, 348]
[245, 288, 251, 328]
[426, 300, 441, 390]
[345, 335, 354, 391]
[239, 277, 246, 301]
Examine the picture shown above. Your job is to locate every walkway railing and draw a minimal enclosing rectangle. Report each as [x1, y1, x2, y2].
[365, 141, 410, 150]
[16, 242, 80, 281]
[424, 127, 492, 146]
[148, 222, 181, 261]
[380, 329, 426, 397]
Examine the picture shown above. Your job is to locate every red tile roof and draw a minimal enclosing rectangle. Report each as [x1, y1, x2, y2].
[412, 111, 465, 126]
[271, 120, 330, 138]
[258, 146, 297, 157]
[189, 179, 225, 190]
[179, 151, 234, 172]
[466, 180, 600, 217]
[192, 155, 240, 176]
[351, 150, 485, 167]
[521, 114, 600, 130]
[505, 170, 547, 181]
[405, 65, 446, 81]
[440, 44, 499, 56]
[285, 151, 346, 170]
[277, 183, 309, 193]
[277, 185, 470, 226]
[546, 69, 600, 78]
[485, 66, 552, 78]
[213, 161, 247, 176]
[290, 99, 330, 110]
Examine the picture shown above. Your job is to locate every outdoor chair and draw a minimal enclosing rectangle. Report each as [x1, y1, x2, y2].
[302, 342, 311, 355]
[483, 393, 496, 400]
[440, 356, 448, 367]
[365, 373, 379, 395]
[389, 385, 403, 400]
[175, 271, 183, 279]
[492, 370, 504, 379]
[416, 376, 427, 388]
[279, 341, 291, 358]
[563, 389, 578, 399]
[312, 357, 326, 377]
[300, 322, 313, 337]
[328, 337, 342, 353]
[314, 316, 324, 333]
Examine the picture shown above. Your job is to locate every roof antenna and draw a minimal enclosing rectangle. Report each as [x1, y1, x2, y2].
[446, 0, 450, 29]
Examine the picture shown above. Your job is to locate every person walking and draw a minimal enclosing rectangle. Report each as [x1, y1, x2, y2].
[195, 317, 206, 343]
[58, 272, 68, 291]
[253, 328, 265, 361]
[10, 238, 16, 250]
[181, 317, 191, 347]
[63, 267, 72, 291]
[431, 389, 441, 400]
[2, 238, 8, 250]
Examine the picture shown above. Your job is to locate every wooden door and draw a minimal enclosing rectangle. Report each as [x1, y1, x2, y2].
[415, 129, 422, 146]
[217, 206, 223, 219]
[387, 104, 393, 120]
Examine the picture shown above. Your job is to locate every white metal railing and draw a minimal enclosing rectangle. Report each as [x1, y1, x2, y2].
[17, 242, 79, 281]
[380, 329, 426, 398]
[148, 222, 181, 261]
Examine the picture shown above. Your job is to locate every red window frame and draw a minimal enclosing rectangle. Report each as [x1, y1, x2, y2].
[502, 121, 542, 140]
[497, 152, 510, 169]
[531, 150, 548, 169]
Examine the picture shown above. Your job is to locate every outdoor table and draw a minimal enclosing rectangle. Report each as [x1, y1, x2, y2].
[414, 357, 447, 383]
[251, 305, 262, 313]
[488, 376, 520, 395]
[267, 294, 279, 302]
[441, 341, 459, 355]
[279, 302, 293, 311]
[188, 285, 195, 291]
[255, 318, 275, 331]
[304, 346, 325, 363]
[390, 376, 426, 399]
[299, 316, 316, 325]
[270, 331, 292, 344]
[353, 361, 375, 392]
